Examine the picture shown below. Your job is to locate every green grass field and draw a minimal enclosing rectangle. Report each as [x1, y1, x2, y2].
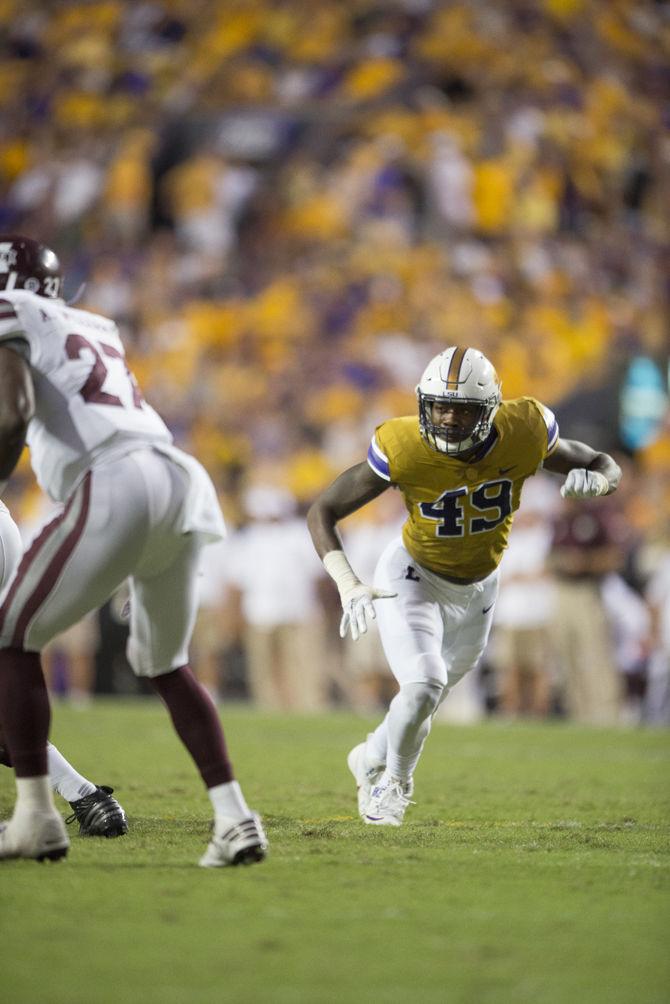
[1, 701, 668, 1004]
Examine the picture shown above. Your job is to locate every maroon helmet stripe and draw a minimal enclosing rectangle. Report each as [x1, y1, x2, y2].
[446, 346, 466, 389]
[6, 474, 92, 647]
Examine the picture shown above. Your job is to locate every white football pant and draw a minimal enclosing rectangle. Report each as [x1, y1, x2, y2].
[373, 537, 499, 692]
[0, 448, 224, 677]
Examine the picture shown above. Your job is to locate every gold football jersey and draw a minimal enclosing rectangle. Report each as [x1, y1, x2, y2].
[367, 397, 559, 581]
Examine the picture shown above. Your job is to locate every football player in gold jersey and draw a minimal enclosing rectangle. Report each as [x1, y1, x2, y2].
[307, 346, 622, 826]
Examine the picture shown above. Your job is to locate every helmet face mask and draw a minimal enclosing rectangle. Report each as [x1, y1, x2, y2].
[0, 235, 63, 299]
[416, 347, 501, 456]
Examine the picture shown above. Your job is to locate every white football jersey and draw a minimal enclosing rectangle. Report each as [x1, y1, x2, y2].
[0, 289, 171, 501]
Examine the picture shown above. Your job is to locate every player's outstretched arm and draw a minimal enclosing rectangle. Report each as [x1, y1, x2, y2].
[0, 346, 34, 491]
[542, 438, 622, 498]
[307, 462, 396, 641]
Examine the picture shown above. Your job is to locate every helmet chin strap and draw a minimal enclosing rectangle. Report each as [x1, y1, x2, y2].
[443, 435, 476, 456]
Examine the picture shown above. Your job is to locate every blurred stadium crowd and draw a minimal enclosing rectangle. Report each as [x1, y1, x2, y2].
[1, 0, 668, 722]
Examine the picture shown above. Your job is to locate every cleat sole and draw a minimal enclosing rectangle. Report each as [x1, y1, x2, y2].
[36, 846, 69, 862]
[232, 845, 266, 866]
[102, 827, 128, 839]
[80, 822, 128, 839]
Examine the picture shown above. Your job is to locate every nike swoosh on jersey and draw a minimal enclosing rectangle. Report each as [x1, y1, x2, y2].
[498, 466, 515, 475]
[482, 604, 494, 614]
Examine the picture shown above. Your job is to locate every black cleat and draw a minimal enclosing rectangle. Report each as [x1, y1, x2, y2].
[66, 785, 128, 838]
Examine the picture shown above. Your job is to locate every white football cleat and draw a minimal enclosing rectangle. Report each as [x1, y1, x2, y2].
[347, 741, 384, 817]
[0, 808, 69, 862]
[199, 813, 268, 868]
[363, 774, 415, 827]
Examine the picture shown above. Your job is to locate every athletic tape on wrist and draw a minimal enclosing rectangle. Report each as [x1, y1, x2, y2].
[323, 550, 360, 596]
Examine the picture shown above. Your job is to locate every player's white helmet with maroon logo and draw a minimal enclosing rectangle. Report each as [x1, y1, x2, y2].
[417, 346, 502, 456]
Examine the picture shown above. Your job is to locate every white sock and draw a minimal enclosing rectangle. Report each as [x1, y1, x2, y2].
[366, 727, 388, 767]
[15, 775, 55, 814]
[385, 751, 419, 783]
[208, 780, 251, 823]
[382, 682, 443, 782]
[376, 768, 412, 792]
[47, 742, 97, 802]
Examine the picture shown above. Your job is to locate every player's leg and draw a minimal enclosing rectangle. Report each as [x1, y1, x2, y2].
[128, 530, 267, 867]
[370, 544, 448, 769]
[438, 568, 499, 702]
[0, 480, 94, 859]
[45, 742, 128, 837]
[348, 540, 448, 825]
[0, 648, 64, 859]
[1, 713, 127, 838]
[0, 506, 62, 857]
[363, 611, 444, 825]
[0, 499, 124, 833]
[0, 468, 145, 859]
[43, 740, 94, 799]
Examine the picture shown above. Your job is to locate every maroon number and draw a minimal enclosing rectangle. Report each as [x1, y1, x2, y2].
[65, 333, 122, 406]
[99, 342, 145, 409]
[65, 333, 143, 410]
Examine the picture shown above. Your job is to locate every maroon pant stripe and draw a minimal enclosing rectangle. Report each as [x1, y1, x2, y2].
[9, 473, 92, 648]
[0, 496, 77, 637]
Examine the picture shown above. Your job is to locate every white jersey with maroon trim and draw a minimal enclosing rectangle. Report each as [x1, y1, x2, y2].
[0, 289, 171, 501]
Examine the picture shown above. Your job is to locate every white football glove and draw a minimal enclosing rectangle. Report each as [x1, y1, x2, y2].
[560, 469, 609, 499]
[323, 550, 397, 642]
[338, 583, 397, 642]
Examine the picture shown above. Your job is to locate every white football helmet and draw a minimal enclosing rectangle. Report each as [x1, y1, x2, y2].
[416, 346, 501, 456]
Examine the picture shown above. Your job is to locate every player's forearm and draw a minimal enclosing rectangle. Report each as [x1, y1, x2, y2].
[587, 452, 622, 495]
[544, 439, 622, 495]
[306, 500, 345, 560]
[307, 462, 388, 559]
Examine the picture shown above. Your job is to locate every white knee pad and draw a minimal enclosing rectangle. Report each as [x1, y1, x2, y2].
[396, 680, 445, 723]
[404, 651, 448, 688]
